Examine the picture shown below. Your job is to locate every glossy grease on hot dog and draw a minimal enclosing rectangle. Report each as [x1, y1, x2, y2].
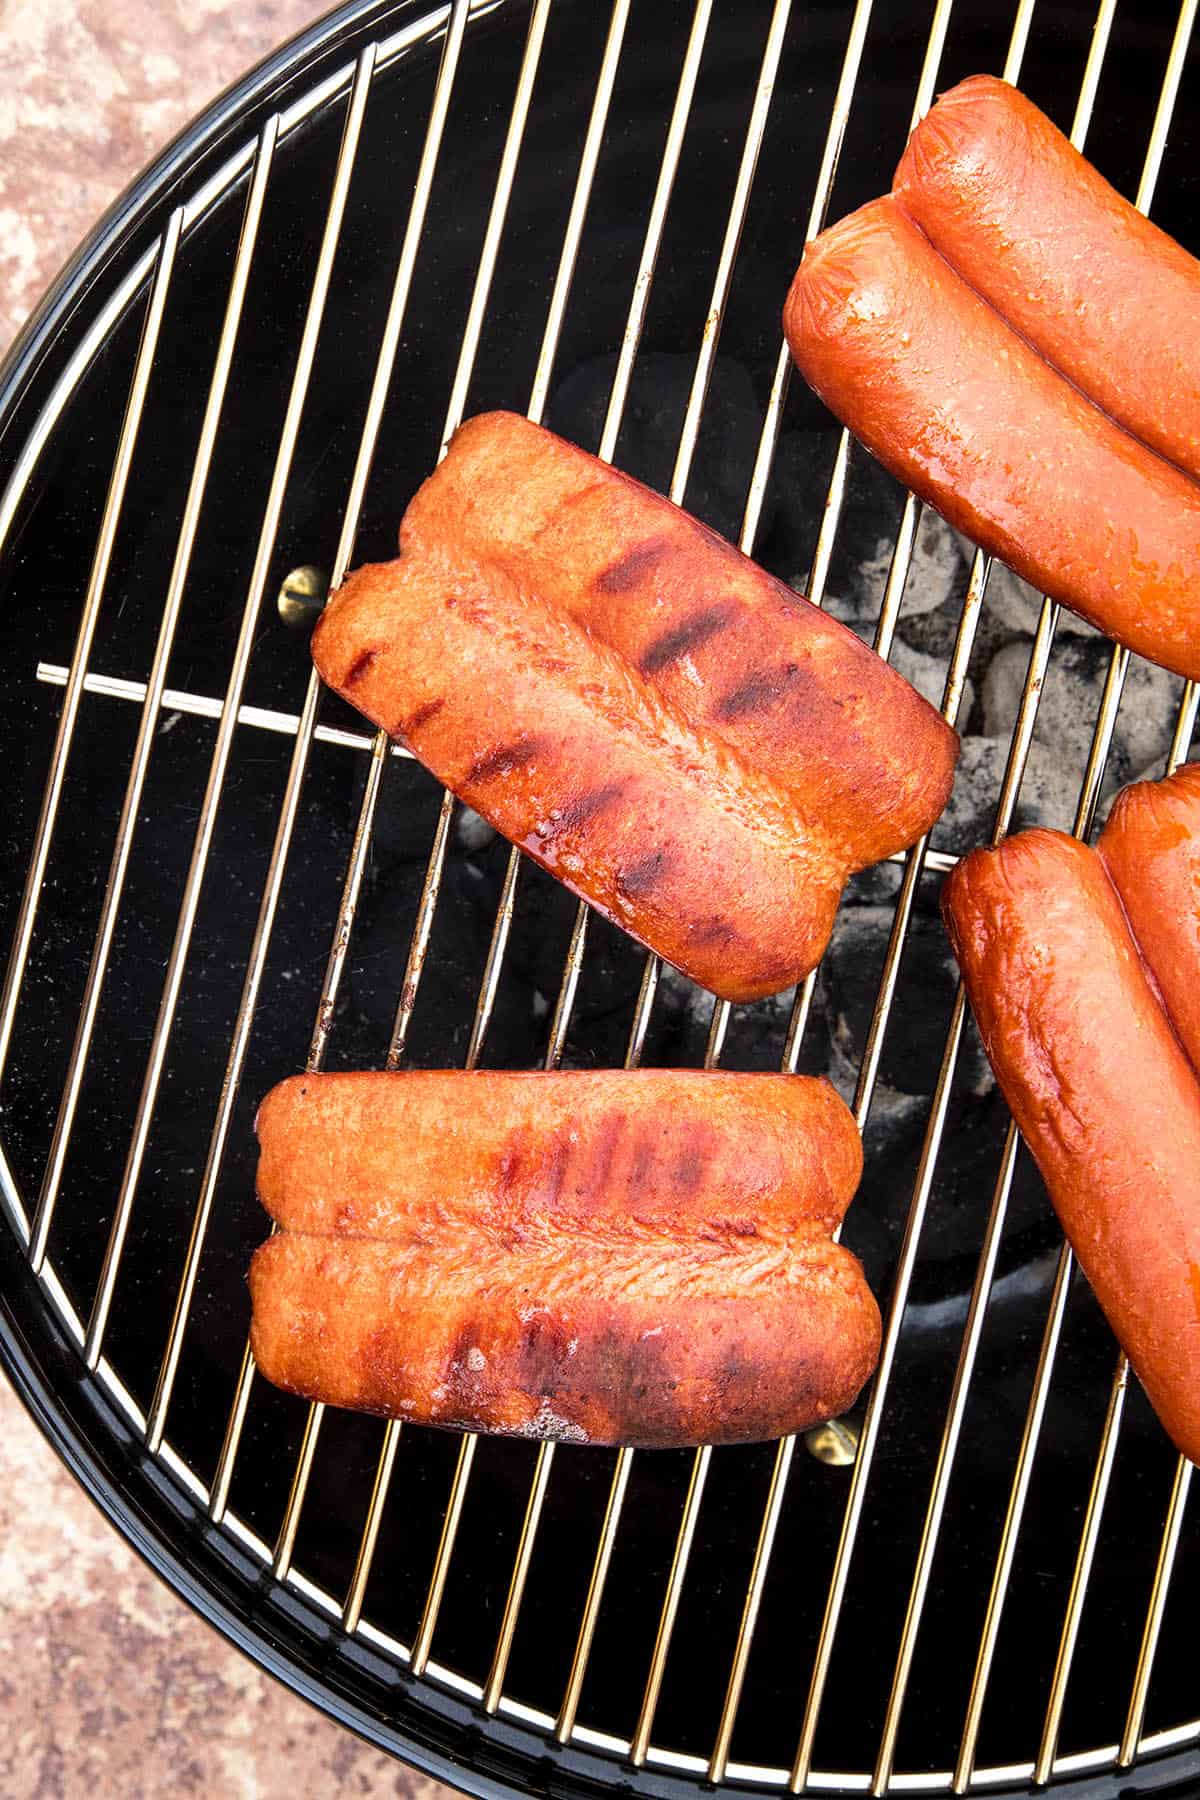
[943, 830, 1200, 1463]
[785, 198, 1200, 682]
[895, 75, 1200, 482]
[1099, 763, 1200, 1074]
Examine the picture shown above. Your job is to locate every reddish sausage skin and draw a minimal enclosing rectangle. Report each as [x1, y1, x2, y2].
[942, 830, 1200, 1464]
[784, 197, 1200, 683]
[1099, 763, 1200, 1073]
[256, 1069, 862, 1240]
[311, 413, 958, 1002]
[895, 75, 1200, 482]
[250, 1232, 881, 1448]
[249, 1070, 881, 1448]
[403, 412, 956, 871]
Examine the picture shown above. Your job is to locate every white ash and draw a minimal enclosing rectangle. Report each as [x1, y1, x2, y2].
[864, 507, 969, 619]
[888, 634, 974, 726]
[845, 861, 903, 907]
[951, 535, 1100, 639]
[859, 1077, 931, 1137]
[930, 736, 1069, 856]
[455, 805, 496, 852]
[982, 637, 1183, 802]
[817, 589, 863, 631]
[1118, 659, 1192, 775]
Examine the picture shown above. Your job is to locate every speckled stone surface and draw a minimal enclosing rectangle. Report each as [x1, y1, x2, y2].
[0, 5, 460, 1794]
[0, 0, 329, 347]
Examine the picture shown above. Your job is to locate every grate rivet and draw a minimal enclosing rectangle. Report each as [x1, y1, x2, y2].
[804, 1414, 860, 1467]
[277, 563, 328, 629]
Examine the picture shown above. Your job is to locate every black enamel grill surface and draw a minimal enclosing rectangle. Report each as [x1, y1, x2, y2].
[0, 2, 1197, 1796]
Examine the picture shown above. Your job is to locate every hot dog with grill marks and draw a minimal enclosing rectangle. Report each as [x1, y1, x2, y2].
[942, 830, 1200, 1465]
[249, 1070, 881, 1448]
[784, 197, 1200, 683]
[250, 1231, 880, 1448]
[256, 1069, 862, 1241]
[894, 75, 1200, 483]
[311, 413, 957, 1003]
[402, 411, 956, 871]
[1099, 763, 1200, 1074]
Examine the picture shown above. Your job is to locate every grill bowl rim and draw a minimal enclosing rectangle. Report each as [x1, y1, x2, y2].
[1, 2, 1199, 1796]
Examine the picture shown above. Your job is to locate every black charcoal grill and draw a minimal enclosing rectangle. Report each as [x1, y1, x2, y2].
[0, 1, 1197, 1794]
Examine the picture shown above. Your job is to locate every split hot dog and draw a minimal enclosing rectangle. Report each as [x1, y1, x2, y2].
[255, 1068, 862, 1240]
[311, 412, 958, 1003]
[1099, 762, 1200, 1073]
[894, 75, 1200, 483]
[249, 1070, 882, 1448]
[784, 197, 1200, 683]
[942, 830, 1200, 1464]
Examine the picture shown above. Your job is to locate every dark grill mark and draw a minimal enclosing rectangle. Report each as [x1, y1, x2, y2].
[345, 647, 378, 687]
[692, 915, 738, 948]
[517, 1309, 575, 1396]
[718, 1344, 754, 1399]
[557, 476, 610, 514]
[639, 602, 735, 675]
[592, 1321, 647, 1388]
[589, 1113, 624, 1199]
[674, 1142, 708, 1192]
[536, 782, 626, 840]
[397, 696, 445, 740]
[532, 1137, 569, 1210]
[496, 1143, 525, 1196]
[615, 849, 670, 900]
[699, 1214, 758, 1241]
[629, 1127, 658, 1192]
[467, 734, 541, 785]
[715, 662, 802, 721]
[593, 533, 670, 593]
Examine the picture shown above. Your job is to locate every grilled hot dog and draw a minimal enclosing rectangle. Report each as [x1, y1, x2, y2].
[784, 197, 1200, 683]
[942, 830, 1200, 1464]
[1099, 762, 1200, 1073]
[311, 412, 958, 1002]
[249, 1070, 882, 1448]
[256, 1068, 861, 1240]
[895, 75, 1200, 483]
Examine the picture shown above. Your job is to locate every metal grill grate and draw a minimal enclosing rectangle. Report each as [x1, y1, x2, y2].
[0, 0, 1197, 1792]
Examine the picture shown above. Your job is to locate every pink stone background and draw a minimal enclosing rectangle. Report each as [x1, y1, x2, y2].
[0, 2, 461, 1793]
